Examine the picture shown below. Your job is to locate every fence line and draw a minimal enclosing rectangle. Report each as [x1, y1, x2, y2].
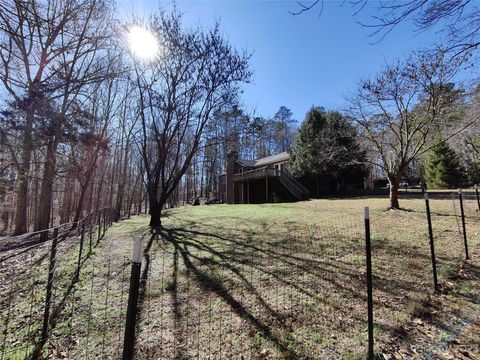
[0, 207, 116, 359]
[1, 190, 479, 359]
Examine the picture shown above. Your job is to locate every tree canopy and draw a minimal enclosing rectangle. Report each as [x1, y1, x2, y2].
[290, 107, 367, 191]
[424, 138, 465, 189]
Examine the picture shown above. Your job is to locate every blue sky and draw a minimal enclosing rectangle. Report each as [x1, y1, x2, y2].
[117, 1, 443, 122]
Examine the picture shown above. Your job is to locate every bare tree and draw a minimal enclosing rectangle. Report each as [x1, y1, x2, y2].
[33, 2, 116, 231]
[347, 49, 475, 208]
[293, 0, 480, 58]
[0, 0, 116, 233]
[0, 0, 62, 234]
[70, 77, 126, 224]
[450, 85, 480, 182]
[114, 88, 139, 220]
[131, 12, 251, 227]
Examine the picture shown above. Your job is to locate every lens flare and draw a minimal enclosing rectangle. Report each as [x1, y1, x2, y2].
[127, 25, 159, 60]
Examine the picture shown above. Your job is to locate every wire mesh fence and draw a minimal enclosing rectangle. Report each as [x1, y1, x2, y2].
[59, 254, 130, 360]
[133, 213, 366, 359]
[0, 191, 479, 359]
[428, 191, 479, 268]
[0, 208, 116, 359]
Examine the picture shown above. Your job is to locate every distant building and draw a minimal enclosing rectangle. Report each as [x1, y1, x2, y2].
[365, 154, 421, 189]
[218, 151, 309, 204]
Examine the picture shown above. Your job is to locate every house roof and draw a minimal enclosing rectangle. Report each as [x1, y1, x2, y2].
[255, 152, 290, 166]
[238, 152, 290, 168]
[238, 159, 256, 167]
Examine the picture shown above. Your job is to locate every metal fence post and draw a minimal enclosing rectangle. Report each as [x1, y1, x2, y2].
[40, 227, 59, 350]
[424, 193, 438, 292]
[97, 209, 101, 244]
[103, 208, 106, 236]
[89, 216, 93, 254]
[75, 222, 85, 282]
[364, 207, 374, 360]
[458, 189, 469, 260]
[475, 184, 480, 212]
[122, 237, 143, 360]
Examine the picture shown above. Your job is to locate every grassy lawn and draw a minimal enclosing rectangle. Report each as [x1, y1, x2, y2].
[1, 196, 479, 359]
[121, 197, 480, 359]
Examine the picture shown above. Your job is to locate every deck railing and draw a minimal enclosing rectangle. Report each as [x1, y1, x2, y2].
[233, 166, 279, 182]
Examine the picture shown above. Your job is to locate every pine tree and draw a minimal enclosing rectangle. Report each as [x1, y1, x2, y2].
[424, 140, 465, 189]
[290, 107, 367, 194]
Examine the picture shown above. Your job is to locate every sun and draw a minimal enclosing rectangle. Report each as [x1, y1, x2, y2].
[127, 25, 159, 61]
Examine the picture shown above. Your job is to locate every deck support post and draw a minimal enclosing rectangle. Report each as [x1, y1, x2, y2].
[265, 171, 269, 203]
[241, 182, 244, 204]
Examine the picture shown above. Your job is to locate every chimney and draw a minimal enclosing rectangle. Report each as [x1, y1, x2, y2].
[227, 150, 239, 163]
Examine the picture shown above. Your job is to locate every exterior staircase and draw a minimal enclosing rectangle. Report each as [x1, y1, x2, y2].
[232, 166, 310, 202]
[279, 170, 310, 201]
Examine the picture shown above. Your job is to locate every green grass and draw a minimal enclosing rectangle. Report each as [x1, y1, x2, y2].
[1, 196, 479, 359]
[131, 197, 479, 359]
[458, 281, 473, 296]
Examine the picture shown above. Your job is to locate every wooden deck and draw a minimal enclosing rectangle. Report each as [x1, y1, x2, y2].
[232, 167, 279, 182]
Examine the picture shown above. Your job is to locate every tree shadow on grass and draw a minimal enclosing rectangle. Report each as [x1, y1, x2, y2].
[131, 206, 470, 356]
[179, 219, 475, 325]
[157, 225, 316, 360]
[163, 219, 438, 299]
[151, 220, 424, 358]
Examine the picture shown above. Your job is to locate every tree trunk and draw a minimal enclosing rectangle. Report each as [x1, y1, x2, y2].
[95, 177, 104, 213]
[115, 141, 130, 220]
[31, 153, 40, 228]
[60, 176, 73, 224]
[14, 174, 29, 235]
[86, 175, 95, 213]
[1, 211, 9, 232]
[34, 140, 58, 231]
[149, 199, 162, 228]
[200, 157, 205, 198]
[388, 176, 400, 209]
[183, 179, 187, 205]
[73, 160, 97, 225]
[73, 184, 87, 225]
[13, 107, 34, 235]
[108, 159, 116, 208]
[137, 178, 143, 214]
[126, 168, 138, 219]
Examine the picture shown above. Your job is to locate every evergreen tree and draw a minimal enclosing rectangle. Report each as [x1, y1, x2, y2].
[424, 140, 465, 189]
[290, 107, 367, 194]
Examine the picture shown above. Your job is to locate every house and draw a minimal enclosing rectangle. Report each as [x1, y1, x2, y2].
[218, 151, 309, 204]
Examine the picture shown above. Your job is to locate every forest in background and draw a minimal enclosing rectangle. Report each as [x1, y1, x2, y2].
[0, 1, 302, 234]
